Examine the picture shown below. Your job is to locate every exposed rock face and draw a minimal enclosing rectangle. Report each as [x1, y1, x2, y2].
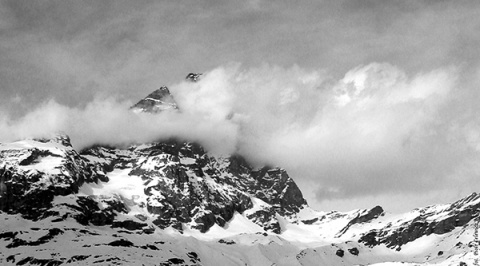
[82, 140, 307, 233]
[0, 135, 105, 219]
[335, 249, 344, 257]
[358, 193, 480, 249]
[0, 131, 308, 234]
[79, 82, 309, 233]
[4, 84, 480, 266]
[337, 205, 384, 236]
[72, 196, 127, 226]
[130, 86, 178, 113]
[185, 73, 202, 82]
[1, 86, 311, 236]
[348, 247, 359, 256]
[250, 167, 307, 216]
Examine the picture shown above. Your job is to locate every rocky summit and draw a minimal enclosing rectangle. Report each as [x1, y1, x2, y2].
[1, 83, 480, 265]
[130, 86, 178, 113]
[185, 73, 202, 82]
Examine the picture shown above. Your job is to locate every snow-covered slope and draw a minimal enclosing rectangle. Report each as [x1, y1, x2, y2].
[80, 140, 307, 234]
[1, 133, 479, 266]
[1, 80, 479, 265]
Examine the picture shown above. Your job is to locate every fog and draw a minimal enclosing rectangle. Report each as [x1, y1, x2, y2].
[2, 62, 480, 212]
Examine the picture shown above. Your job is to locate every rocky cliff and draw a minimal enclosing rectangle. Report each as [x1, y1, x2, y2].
[0, 78, 479, 266]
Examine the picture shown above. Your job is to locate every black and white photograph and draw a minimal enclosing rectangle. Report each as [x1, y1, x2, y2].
[1, 1, 480, 265]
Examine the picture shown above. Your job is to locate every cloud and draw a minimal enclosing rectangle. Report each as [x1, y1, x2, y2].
[1, 1, 480, 215]
[2, 62, 478, 213]
[0, 95, 239, 155]
[2, 0, 480, 121]
[175, 63, 480, 211]
[1, 0, 480, 212]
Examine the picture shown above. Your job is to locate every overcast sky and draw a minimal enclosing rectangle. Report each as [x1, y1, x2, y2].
[1, 0, 480, 213]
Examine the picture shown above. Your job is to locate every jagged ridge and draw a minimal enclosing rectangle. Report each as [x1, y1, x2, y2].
[1, 81, 480, 265]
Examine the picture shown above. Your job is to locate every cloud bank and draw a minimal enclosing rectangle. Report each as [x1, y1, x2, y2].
[1, 63, 479, 212]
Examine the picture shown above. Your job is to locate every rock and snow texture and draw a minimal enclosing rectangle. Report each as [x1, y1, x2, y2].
[185, 73, 202, 82]
[1, 134, 480, 266]
[1, 86, 480, 265]
[0, 135, 106, 219]
[130, 86, 179, 113]
[80, 141, 306, 234]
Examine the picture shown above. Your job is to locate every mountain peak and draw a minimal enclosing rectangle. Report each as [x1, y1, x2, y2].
[186, 73, 202, 82]
[131, 86, 178, 113]
[33, 133, 72, 147]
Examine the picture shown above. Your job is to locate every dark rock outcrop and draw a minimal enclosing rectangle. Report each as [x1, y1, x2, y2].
[185, 73, 202, 82]
[359, 193, 480, 249]
[0, 136, 105, 219]
[250, 167, 307, 216]
[82, 139, 308, 233]
[131, 86, 178, 113]
[336, 249, 344, 257]
[112, 220, 147, 231]
[5, 228, 64, 249]
[108, 239, 134, 247]
[337, 206, 384, 237]
[348, 247, 359, 256]
[16, 257, 63, 266]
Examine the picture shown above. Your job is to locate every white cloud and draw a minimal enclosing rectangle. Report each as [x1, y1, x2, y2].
[1, 63, 479, 212]
[0, 96, 238, 155]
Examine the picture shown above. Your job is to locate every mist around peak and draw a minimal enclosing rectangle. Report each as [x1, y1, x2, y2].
[0, 63, 479, 212]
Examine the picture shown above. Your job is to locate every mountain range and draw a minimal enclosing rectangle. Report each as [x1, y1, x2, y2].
[0, 74, 478, 266]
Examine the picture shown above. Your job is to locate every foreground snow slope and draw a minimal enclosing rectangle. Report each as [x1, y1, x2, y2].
[1, 135, 479, 266]
[1, 84, 479, 265]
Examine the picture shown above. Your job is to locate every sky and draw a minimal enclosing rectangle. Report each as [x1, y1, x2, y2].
[1, 0, 480, 213]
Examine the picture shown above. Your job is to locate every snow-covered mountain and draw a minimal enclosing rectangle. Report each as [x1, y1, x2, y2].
[1, 78, 479, 265]
[130, 86, 178, 113]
